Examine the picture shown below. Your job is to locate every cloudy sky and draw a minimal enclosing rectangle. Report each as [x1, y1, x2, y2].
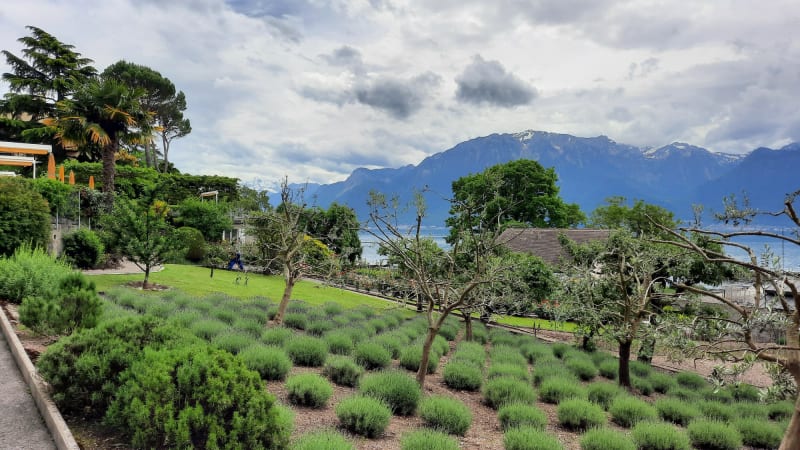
[2, 0, 800, 187]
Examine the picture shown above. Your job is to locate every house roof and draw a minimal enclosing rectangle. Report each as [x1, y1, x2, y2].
[498, 228, 610, 266]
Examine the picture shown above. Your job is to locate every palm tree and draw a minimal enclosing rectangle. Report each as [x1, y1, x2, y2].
[42, 77, 150, 193]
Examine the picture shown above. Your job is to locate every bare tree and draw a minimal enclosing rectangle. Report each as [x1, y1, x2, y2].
[653, 191, 800, 450]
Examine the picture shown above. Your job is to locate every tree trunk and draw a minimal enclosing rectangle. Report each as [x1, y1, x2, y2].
[143, 265, 150, 290]
[162, 134, 170, 173]
[637, 337, 655, 363]
[102, 139, 117, 194]
[416, 292, 423, 312]
[416, 326, 439, 386]
[618, 340, 632, 388]
[464, 314, 473, 341]
[581, 331, 595, 352]
[779, 368, 800, 450]
[273, 273, 296, 325]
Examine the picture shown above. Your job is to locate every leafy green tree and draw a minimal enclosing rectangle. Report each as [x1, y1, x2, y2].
[173, 197, 232, 242]
[0, 177, 50, 256]
[589, 196, 676, 237]
[236, 186, 271, 213]
[446, 159, 584, 242]
[304, 203, 362, 263]
[101, 195, 177, 288]
[1, 26, 97, 152]
[102, 61, 190, 170]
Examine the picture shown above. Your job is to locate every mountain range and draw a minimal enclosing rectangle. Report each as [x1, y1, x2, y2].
[259, 130, 800, 228]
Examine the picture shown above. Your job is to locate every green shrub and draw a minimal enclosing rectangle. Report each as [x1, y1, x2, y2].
[419, 395, 472, 436]
[359, 370, 421, 416]
[322, 301, 344, 316]
[453, 341, 486, 366]
[491, 345, 528, 366]
[19, 272, 103, 335]
[322, 355, 363, 387]
[433, 334, 450, 355]
[551, 342, 571, 359]
[173, 226, 206, 262]
[443, 360, 483, 391]
[470, 324, 488, 344]
[598, 359, 618, 379]
[734, 401, 767, 419]
[498, 402, 547, 431]
[557, 398, 606, 431]
[767, 401, 794, 421]
[726, 383, 761, 402]
[631, 422, 691, 450]
[285, 335, 328, 367]
[261, 326, 294, 346]
[734, 418, 783, 449]
[566, 358, 599, 381]
[238, 345, 292, 381]
[372, 332, 404, 358]
[580, 428, 636, 450]
[629, 360, 653, 378]
[504, 427, 564, 450]
[354, 342, 392, 370]
[489, 329, 518, 347]
[291, 429, 353, 450]
[167, 309, 203, 328]
[286, 373, 333, 408]
[212, 331, 257, 355]
[0, 178, 49, 257]
[632, 376, 654, 396]
[62, 228, 105, 269]
[399, 345, 439, 374]
[668, 386, 701, 402]
[532, 363, 571, 386]
[609, 396, 658, 427]
[400, 429, 460, 450]
[335, 395, 391, 438]
[233, 317, 263, 337]
[538, 377, 586, 404]
[704, 387, 733, 403]
[655, 398, 701, 426]
[521, 343, 552, 364]
[483, 376, 537, 409]
[0, 244, 73, 304]
[587, 381, 623, 410]
[687, 420, 742, 450]
[105, 344, 290, 450]
[37, 316, 182, 417]
[438, 323, 459, 341]
[488, 362, 530, 381]
[282, 312, 307, 330]
[305, 319, 334, 336]
[675, 371, 707, 390]
[696, 400, 735, 421]
[190, 318, 230, 341]
[323, 331, 354, 355]
[650, 371, 677, 393]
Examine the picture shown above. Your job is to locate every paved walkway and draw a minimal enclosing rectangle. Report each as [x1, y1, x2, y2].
[0, 329, 55, 450]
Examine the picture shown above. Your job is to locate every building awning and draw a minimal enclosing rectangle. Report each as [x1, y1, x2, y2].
[0, 141, 51, 155]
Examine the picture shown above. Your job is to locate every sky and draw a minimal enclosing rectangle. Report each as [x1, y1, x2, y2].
[2, 0, 800, 189]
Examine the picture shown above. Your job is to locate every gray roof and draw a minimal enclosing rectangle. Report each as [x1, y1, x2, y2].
[498, 228, 610, 266]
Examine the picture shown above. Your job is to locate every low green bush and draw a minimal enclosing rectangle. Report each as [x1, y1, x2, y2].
[324, 331, 355, 355]
[399, 345, 439, 374]
[650, 371, 677, 393]
[335, 395, 391, 438]
[687, 420, 742, 450]
[490, 345, 528, 366]
[400, 429, 459, 450]
[532, 363, 569, 386]
[283, 312, 308, 330]
[587, 381, 623, 410]
[580, 428, 636, 450]
[566, 358, 599, 381]
[0, 244, 72, 304]
[598, 360, 618, 379]
[354, 342, 392, 370]
[538, 378, 586, 404]
[261, 326, 294, 346]
[629, 360, 653, 378]
[305, 319, 334, 336]
[322, 355, 363, 387]
[551, 342, 571, 359]
[675, 371, 707, 390]
[734, 401, 767, 419]
[668, 386, 701, 402]
[286, 373, 333, 408]
[734, 418, 783, 449]
[696, 400, 735, 422]
[359, 370, 421, 416]
[285, 335, 328, 367]
[498, 402, 547, 431]
[704, 387, 734, 403]
[521, 343, 552, 364]
[419, 395, 472, 436]
[443, 360, 483, 391]
[323, 302, 344, 316]
[433, 334, 450, 355]
[237, 345, 292, 381]
[438, 323, 459, 341]
[767, 401, 794, 421]
[489, 329, 518, 347]
[105, 344, 291, 450]
[655, 398, 701, 426]
[373, 333, 404, 358]
[291, 429, 353, 450]
[726, 383, 761, 403]
[212, 331, 258, 355]
[453, 341, 486, 367]
[504, 427, 564, 450]
[19, 272, 103, 335]
[483, 376, 537, 409]
[190, 318, 230, 341]
[211, 307, 237, 325]
[633, 376, 654, 396]
[557, 398, 606, 431]
[62, 228, 104, 269]
[488, 362, 530, 381]
[233, 317, 263, 337]
[609, 396, 658, 427]
[631, 422, 691, 450]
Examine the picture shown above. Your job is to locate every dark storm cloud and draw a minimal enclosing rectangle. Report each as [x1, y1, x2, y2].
[355, 72, 441, 119]
[455, 55, 536, 107]
[321, 45, 363, 68]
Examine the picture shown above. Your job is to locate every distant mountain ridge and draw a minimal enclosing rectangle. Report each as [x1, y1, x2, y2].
[258, 130, 799, 227]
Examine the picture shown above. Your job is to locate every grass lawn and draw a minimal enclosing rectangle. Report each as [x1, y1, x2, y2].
[88, 264, 398, 310]
[495, 314, 578, 332]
